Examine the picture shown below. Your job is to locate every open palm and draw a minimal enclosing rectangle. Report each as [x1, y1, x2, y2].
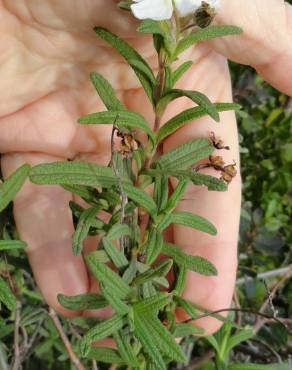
[0, 0, 291, 335]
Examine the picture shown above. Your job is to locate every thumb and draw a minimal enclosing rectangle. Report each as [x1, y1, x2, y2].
[210, 0, 292, 95]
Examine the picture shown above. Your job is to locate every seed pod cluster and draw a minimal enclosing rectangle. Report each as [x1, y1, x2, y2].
[195, 134, 237, 184]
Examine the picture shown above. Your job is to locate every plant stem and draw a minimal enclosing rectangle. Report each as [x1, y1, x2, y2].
[110, 124, 128, 252]
[154, 52, 165, 132]
[11, 301, 21, 370]
[48, 307, 85, 370]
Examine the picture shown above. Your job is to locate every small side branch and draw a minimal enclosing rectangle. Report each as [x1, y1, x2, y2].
[48, 307, 85, 370]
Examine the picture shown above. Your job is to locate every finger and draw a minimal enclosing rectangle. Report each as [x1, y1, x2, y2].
[163, 55, 241, 335]
[1, 152, 89, 317]
[212, 0, 292, 95]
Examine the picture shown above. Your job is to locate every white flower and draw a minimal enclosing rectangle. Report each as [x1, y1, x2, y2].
[131, 0, 220, 21]
[131, 0, 173, 21]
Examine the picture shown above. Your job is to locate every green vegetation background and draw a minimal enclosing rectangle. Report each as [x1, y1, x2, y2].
[0, 65, 291, 369]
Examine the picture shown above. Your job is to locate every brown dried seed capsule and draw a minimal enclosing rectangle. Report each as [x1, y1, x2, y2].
[210, 132, 230, 150]
[221, 172, 233, 184]
[209, 155, 225, 168]
[194, 1, 216, 28]
[224, 164, 237, 178]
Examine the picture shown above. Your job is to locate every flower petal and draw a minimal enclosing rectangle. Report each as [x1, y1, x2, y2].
[175, 0, 202, 16]
[131, 0, 173, 20]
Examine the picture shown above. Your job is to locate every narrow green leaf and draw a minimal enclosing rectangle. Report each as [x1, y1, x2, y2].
[145, 228, 163, 265]
[190, 172, 228, 191]
[155, 138, 214, 171]
[62, 184, 100, 206]
[73, 206, 100, 256]
[81, 315, 124, 356]
[0, 240, 27, 251]
[122, 257, 138, 284]
[145, 315, 186, 363]
[157, 103, 241, 142]
[114, 331, 140, 367]
[164, 180, 188, 213]
[142, 282, 158, 298]
[103, 238, 128, 269]
[170, 211, 217, 235]
[86, 347, 125, 364]
[157, 89, 220, 121]
[78, 110, 155, 145]
[229, 365, 291, 370]
[128, 59, 156, 86]
[154, 175, 169, 212]
[133, 259, 173, 286]
[107, 223, 131, 241]
[156, 212, 172, 232]
[174, 263, 187, 296]
[133, 148, 146, 171]
[225, 329, 254, 354]
[164, 65, 173, 93]
[0, 164, 30, 212]
[144, 168, 228, 192]
[123, 183, 157, 216]
[85, 253, 132, 299]
[118, 1, 132, 11]
[175, 25, 243, 57]
[100, 283, 129, 315]
[134, 293, 170, 315]
[172, 61, 193, 86]
[146, 361, 159, 370]
[90, 71, 125, 111]
[94, 27, 155, 102]
[173, 323, 205, 337]
[88, 250, 110, 264]
[57, 293, 108, 311]
[137, 20, 174, 56]
[163, 243, 217, 276]
[0, 277, 16, 311]
[138, 19, 166, 37]
[205, 335, 220, 353]
[29, 161, 120, 188]
[134, 314, 166, 370]
[137, 262, 169, 288]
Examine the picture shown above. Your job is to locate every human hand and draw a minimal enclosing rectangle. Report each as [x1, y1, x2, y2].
[0, 0, 291, 335]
